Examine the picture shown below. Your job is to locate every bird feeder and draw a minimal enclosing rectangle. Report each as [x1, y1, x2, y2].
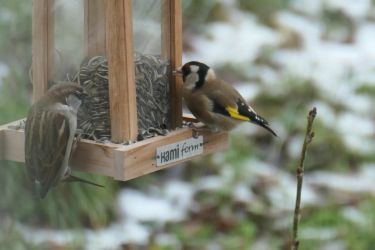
[0, 0, 228, 181]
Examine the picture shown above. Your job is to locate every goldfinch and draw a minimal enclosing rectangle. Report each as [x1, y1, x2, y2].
[174, 61, 277, 136]
[25, 82, 103, 198]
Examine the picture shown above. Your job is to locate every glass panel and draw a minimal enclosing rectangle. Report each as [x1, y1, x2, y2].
[133, 0, 171, 135]
[132, 0, 162, 55]
[53, 0, 84, 82]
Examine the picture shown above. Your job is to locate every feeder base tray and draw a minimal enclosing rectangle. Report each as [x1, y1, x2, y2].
[0, 116, 228, 181]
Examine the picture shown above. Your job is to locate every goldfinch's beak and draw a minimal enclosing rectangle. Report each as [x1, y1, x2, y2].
[172, 67, 183, 76]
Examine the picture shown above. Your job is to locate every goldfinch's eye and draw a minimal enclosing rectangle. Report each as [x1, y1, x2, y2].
[182, 64, 191, 76]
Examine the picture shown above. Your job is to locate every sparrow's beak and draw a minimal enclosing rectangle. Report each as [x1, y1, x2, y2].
[172, 67, 183, 76]
[81, 90, 89, 99]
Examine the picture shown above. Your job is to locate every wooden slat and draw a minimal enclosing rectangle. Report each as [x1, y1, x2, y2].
[84, 0, 107, 57]
[182, 113, 198, 123]
[1, 129, 24, 163]
[0, 122, 7, 160]
[113, 127, 228, 181]
[70, 139, 116, 177]
[169, 0, 183, 129]
[0, 119, 26, 162]
[32, 0, 54, 102]
[161, 0, 171, 59]
[107, 0, 138, 143]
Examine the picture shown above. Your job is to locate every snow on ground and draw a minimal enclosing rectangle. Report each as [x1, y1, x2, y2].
[306, 164, 375, 195]
[118, 189, 185, 222]
[184, 9, 279, 66]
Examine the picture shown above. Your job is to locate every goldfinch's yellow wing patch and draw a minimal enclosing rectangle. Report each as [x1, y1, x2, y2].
[226, 106, 250, 121]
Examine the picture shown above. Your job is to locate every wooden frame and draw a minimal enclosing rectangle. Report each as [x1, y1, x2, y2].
[162, 0, 183, 129]
[0, 0, 229, 181]
[32, 0, 54, 102]
[84, 0, 107, 57]
[107, 0, 138, 142]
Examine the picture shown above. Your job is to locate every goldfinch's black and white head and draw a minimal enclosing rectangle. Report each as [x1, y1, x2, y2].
[175, 61, 216, 90]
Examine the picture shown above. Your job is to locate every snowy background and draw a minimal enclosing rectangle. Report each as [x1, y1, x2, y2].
[1, 0, 375, 250]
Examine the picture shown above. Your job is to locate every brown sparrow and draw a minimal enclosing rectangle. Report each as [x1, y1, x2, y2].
[25, 82, 102, 198]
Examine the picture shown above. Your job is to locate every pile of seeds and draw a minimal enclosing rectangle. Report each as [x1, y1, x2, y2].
[74, 56, 111, 141]
[134, 52, 170, 139]
[72, 53, 170, 142]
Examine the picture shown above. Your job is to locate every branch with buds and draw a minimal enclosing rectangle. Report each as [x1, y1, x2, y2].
[291, 107, 317, 250]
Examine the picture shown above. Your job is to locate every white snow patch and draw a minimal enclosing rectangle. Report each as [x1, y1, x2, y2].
[287, 135, 304, 158]
[337, 113, 374, 136]
[85, 220, 150, 250]
[291, 0, 323, 16]
[300, 227, 338, 240]
[196, 175, 226, 191]
[17, 220, 150, 250]
[18, 224, 75, 246]
[310, 101, 336, 126]
[276, 11, 321, 46]
[336, 112, 375, 153]
[342, 94, 373, 114]
[266, 173, 321, 211]
[117, 189, 186, 222]
[357, 23, 375, 61]
[341, 207, 367, 226]
[163, 180, 195, 212]
[233, 183, 255, 202]
[0, 9, 15, 22]
[232, 82, 261, 101]
[242, 159, 320, 210]
[306, 166, 375, 194]
[186, 11, 279, 66]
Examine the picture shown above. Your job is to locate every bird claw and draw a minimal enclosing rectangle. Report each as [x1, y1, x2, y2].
[192, 129, 200, 139]
[187, 122, 198, 129]
[188, 123, 214, 138]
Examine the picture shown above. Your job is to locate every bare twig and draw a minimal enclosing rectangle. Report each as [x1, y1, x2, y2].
[291, 107, 317, 250]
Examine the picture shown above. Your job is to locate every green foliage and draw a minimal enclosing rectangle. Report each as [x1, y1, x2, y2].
[238, 0, 290, 25]
[1, 161, 117, 229]
[356, 84, 375, 96]
[300, 199, 375, 250]
[0, 225, 40, 250]
[182, 0, 231, 32]
[320, 7, 355, 42]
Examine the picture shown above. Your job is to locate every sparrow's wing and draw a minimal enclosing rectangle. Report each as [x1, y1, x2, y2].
[206, 82, 277, 136]
[25, 108, 70, 197]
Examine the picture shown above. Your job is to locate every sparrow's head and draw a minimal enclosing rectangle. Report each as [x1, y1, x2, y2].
[174, 61, 216, 90]
[44, 82, 88, 108]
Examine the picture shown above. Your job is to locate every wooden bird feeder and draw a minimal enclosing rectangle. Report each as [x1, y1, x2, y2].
[0, 0, 228, 181]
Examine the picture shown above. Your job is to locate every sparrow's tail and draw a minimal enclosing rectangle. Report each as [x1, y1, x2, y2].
[64, 174, 104, 188]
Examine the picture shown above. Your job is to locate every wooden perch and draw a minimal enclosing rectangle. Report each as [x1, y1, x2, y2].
[0, 118, 228, 181]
